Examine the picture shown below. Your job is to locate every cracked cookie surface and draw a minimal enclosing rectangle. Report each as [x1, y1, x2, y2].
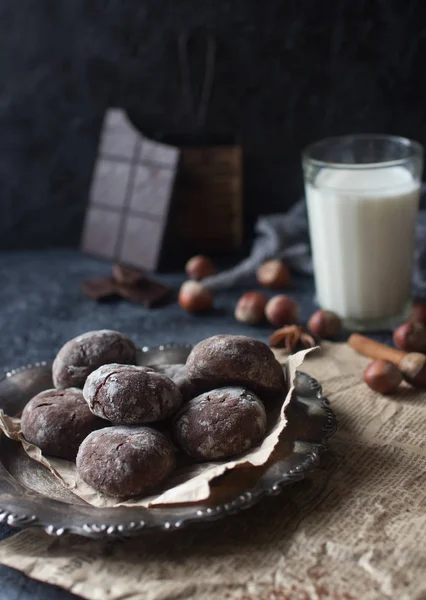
[52, 329, 137, 389]
[174, 386, 267, 460]
[83, 363, 183, 424]
[76, 426, 175, 497]
[186, 334, 286, 397]
[21, 387, 105, 460]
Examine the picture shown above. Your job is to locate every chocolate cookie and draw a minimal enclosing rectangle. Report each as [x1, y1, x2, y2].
[76, 426, 175, 497]
[21, 388, 105, 460]
[52, 329, 138, 389]
[186, 334, 285, 397]
[83, 364, 183, 424]
[150, 364, 196, 402]
[174, 387, 267, 460]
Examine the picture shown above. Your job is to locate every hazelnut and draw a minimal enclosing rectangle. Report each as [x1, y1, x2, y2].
[393, 322, 426, 353]
[178, 281, 213, 313]
[265, 295, 299, 327]
[185, 255, 216, 280]
[363, 359, 402, 394]
[234, 291, 268, 325]
[409, 302, 426, 325]
[399, 352, 426, 388]
[308, 310, 341, 339]
[256, 259, 291, 289]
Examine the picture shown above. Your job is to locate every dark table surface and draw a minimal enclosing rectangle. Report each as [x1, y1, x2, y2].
[0, 249, 393, 600]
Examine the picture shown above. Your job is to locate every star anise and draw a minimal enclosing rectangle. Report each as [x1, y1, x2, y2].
[269, 325, 316, 353]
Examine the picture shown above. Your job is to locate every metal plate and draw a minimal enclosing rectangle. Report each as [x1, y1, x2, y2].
[0, 344, 337, 538]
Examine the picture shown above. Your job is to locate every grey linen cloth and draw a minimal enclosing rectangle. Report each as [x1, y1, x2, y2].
[204, 196, 426, 300]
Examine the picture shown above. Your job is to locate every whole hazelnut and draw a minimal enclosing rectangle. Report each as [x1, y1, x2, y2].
[409, 302, 426, 325]
[234, 291, 268, 325]
[308, 310, 341, 339]
[363, 359, 402, 394]
[185, 255, 217, 280]
[393, 322, 426, 353]
[265, 295, 299, 327]
[399, 352, 426, 388]
[178, 281, 213, 313]
[256, 259, 291, 289]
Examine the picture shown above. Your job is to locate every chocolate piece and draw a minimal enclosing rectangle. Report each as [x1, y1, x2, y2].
[80, 277, 118, 301]
[116, 276, 171, 308]
[81, 109, 179, 272]
[112, 264, 142, 286]
[81, 266, 172, 307]
[112, 263, 172, 308]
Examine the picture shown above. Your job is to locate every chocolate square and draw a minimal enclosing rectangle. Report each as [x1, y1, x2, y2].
[116, 277, 172, 307]
[140, 139, 179, 168]
[90, 160, 131, 210]
[99, 110, 139, 160]
[130, 165, 175, 217]
[118, 216, 164, 271]
[80, 277, 118, 301]
[81, 265, 172, 307]
[112, 264, 143, 286]
[81, 207, 121, 259]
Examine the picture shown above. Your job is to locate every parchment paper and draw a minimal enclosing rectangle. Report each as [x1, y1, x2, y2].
[1, 342, 426, 600]
[0, 348, 310, 508]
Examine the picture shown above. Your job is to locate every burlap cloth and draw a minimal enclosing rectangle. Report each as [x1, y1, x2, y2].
[1, 342, 425, 600]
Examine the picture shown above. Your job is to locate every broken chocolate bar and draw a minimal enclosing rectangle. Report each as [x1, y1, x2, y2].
[80, 277, 118, 301]
[80, 110, 179, 272]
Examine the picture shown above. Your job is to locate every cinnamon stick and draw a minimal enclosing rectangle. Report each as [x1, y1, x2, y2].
[348, 334, 406, 363]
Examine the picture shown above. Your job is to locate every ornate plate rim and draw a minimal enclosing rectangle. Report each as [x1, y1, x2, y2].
[0, 344, 337, 538]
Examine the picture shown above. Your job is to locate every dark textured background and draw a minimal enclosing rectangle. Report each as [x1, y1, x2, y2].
[1, 0, 426, 249]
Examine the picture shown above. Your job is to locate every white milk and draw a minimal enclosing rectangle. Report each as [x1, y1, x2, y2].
[305, 166, 420, 321]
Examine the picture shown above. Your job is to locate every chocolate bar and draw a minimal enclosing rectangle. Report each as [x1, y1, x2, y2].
[81, 109, 180, 272]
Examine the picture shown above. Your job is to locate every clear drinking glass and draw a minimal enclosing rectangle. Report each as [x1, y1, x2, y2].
[302, 134, 423, 331]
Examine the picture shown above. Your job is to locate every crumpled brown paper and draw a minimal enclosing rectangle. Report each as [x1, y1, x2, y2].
[1, 342, 426, 600]
[0, 348, 310, 508]
[0, 411, 62, 479]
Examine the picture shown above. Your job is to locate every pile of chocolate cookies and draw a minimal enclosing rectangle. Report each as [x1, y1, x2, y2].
[20, 330, 286, 498]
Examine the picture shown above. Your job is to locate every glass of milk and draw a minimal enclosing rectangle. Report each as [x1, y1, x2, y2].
[303, 134, 423, 330]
